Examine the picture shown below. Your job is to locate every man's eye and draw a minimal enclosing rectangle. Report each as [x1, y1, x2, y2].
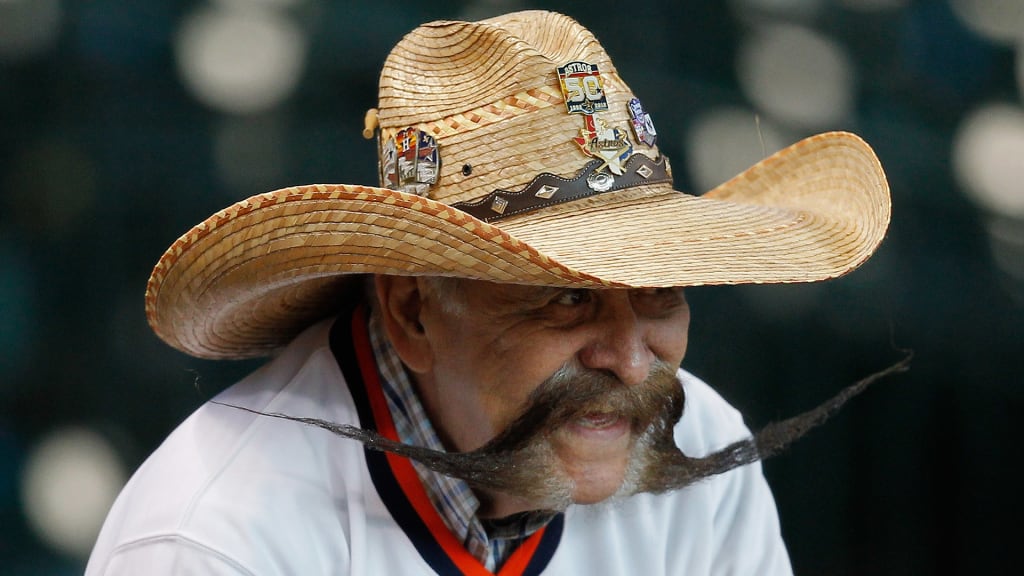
[553, 289, 591, 306]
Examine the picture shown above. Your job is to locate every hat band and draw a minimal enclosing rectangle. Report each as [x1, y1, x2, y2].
[451, 153, 672, 223]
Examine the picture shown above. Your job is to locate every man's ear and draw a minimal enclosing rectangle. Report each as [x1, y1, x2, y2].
[374, 275, 432, 374]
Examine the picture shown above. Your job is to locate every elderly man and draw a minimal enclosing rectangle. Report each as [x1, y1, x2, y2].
[87, 10, 890, 576]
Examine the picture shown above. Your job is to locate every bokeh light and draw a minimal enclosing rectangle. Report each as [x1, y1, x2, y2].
[951, 0, 1024, 45]
[20, 427, 128, 560]
[729, 0, 824, 21]
[175, 2, 308, 115]
[215, 0, 307, 9]
[953, 101, 1024, 302]
[952, 102, 1024, 218]
[736, 22, 855, 130]
[0, 0, 62, 62]
[684, 106, 791, 193]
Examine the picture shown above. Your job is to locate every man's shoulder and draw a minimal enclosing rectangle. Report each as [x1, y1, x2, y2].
[674, 368, 750, 454]
[88, 317, 365, 574]
[137, 316, 360, 498]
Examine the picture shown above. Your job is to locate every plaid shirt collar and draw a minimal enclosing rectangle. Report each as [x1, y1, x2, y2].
[366, 309, 552, 571]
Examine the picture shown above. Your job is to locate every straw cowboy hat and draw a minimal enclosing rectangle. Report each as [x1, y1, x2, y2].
[146, 10, 890, 359]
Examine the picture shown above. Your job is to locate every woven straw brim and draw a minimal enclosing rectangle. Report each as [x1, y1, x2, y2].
[146, 131, 889, 359]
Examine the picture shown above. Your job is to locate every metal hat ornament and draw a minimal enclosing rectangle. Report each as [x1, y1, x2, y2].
[145, 10, 891, 359]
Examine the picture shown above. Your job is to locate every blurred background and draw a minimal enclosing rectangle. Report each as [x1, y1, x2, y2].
[1, 0, 1022, 574]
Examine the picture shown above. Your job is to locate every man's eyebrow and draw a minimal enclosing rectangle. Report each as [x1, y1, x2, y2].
[494, 285, 564, 306]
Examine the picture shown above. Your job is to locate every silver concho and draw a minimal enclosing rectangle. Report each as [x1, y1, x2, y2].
[586, 171, 614, 192]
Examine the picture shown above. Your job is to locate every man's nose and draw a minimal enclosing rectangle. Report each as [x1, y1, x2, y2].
[577, 293, 653, 387]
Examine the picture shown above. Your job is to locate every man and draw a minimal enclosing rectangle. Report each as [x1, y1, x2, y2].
[87, 10, 891, 575]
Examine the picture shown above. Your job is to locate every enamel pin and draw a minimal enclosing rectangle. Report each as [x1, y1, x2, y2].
[381, 128, 439, 196]
[558, 61, 633, 184]
[561, 60, 630, 181]
[557, 61, 609, 115]
[628, 97, 657, 147]
[572, 115, 633, 178]
[380, 135, 398, 189]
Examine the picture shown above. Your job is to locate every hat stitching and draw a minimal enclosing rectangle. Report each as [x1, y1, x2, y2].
[378, 84, 570, 140]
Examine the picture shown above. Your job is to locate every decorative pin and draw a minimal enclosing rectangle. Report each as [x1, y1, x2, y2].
[380, 128, 440, 196]
[557, 61, 634, 178]
[414, 130, 440, 185]
[534, 184, 559, 199]
[557, 61, 609, 115]
[380, 136, 398, 189]
[628, 97, 657, 147]
[571, 113, 633, 176]
[587, 171, 614, 192]
[491, 196, 509, 214]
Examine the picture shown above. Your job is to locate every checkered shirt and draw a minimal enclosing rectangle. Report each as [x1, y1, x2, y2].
[367, 310, 552, 571]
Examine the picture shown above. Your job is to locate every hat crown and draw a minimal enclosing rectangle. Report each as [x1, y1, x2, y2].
[374, 10, 665, 206]
[378, 11, 608, 126]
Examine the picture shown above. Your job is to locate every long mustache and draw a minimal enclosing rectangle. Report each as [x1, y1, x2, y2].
[213, 352, 912, 496]
[636, 352, 913, 493]
[480, 359, 683, 454]
[213, 359, 679, 494]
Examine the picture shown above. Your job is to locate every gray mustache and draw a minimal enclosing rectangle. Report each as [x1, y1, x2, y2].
[213, 352, 911, 498]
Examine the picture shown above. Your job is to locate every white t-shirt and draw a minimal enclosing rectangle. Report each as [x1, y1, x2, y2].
[86, 314, 792, 575]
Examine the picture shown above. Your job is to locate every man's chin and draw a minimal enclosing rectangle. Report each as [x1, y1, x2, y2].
[559, 461, 630, 504]
[475, 446, 632, 515]
[549, 426, 639, 501]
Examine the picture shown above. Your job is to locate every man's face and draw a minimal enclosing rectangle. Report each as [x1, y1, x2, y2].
[409, 279, 690, 514]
